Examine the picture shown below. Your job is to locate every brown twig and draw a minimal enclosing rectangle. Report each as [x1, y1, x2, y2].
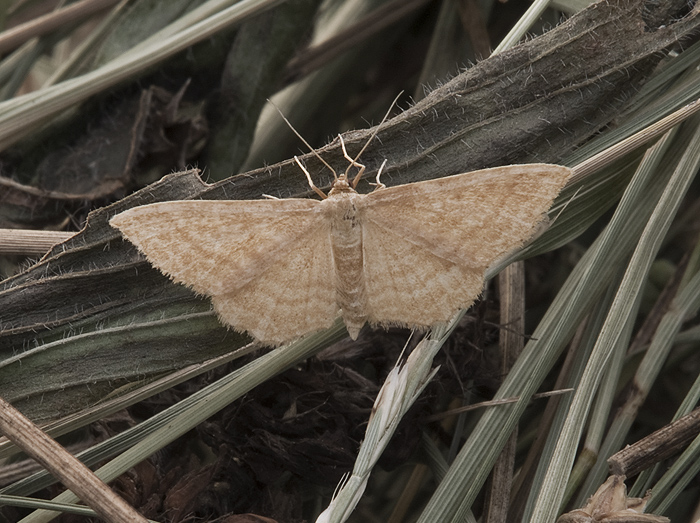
[424, 389, 573, 422]
[0, 0, 120, 55]
[608, 407, 700, 477]
[626, 254, 689, 357]
[283, 0, 432, 84]
[483, 262, 525, 523]
[0, 228, 74, 255]
[0, 395, 147, 522]
[457, 0, 491, 58]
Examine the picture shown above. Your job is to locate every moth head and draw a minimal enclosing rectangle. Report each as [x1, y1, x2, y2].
[328, 176, 353, 195]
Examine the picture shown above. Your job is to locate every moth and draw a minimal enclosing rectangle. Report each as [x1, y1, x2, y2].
[110, 137, 571, 346]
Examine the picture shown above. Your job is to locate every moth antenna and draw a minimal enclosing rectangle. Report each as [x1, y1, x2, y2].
[350, 91, 403, 165]
[270, 100, 338, 182]
[339, 135, 366, 187]
[370, 159, 388, 191]
[295, 156, 328, 199]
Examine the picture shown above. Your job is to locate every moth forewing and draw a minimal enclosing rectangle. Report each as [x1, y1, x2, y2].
[110, 199, 324, 297]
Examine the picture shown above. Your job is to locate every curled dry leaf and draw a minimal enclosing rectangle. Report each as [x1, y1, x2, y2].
[557, 475, 670, 523]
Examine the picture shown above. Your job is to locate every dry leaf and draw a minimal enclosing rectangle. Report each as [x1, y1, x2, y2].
[557, 475, 670, 523]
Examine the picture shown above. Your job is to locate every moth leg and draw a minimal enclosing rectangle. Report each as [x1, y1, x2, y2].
[369, 159, 388, 192]
[339, 135, 367, 188]
[262, 194, 281, 200]
[295, 156, 328, 199]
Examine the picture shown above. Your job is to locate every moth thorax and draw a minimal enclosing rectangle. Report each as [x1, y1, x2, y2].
[329, 177, 354, 195]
